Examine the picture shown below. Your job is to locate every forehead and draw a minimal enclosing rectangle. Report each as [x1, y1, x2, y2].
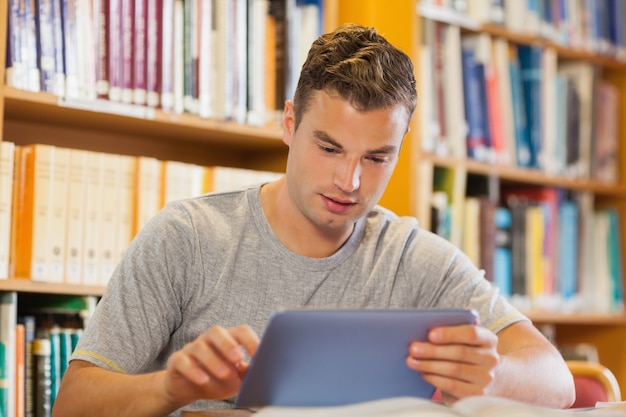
[301, 90, 409, 149]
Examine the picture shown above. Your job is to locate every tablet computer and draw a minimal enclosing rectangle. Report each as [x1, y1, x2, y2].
[235, 308, 478, 409]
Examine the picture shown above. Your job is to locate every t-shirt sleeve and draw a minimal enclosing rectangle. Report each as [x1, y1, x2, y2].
[71, 201, 200, 373]
[399, 228, 529, 334]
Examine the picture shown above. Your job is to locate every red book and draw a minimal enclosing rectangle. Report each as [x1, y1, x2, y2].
[108, 0, 123, 101]
[95, 0, 110, 99]
[121, 0, 135, 103]
[145, 0, 162, 107]
[133, 0, 148, 105]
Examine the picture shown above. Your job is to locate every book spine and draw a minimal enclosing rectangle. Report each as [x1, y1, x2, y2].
[0, 142, 16, 280]
[64, 149, 86, 285]
[121, 0, 135, 103]
[160, 0, 174, 111]
[15, 323, 25, 417]
[197, 0, 212, 118]
[145, 0, 162, 107]
[24, 0, 41, 92]
[98, 154, 119, 286]
[133, 0, 148, 105]
[35, 0, 56, 93]
[82, 152, 103, 286]
[62, 0, 80, 98]
[6, 0, 25, 89]
[95, 0, 110, 99]
[173, 0, 184, 114]
[47, 147, 69, 283]
[51, 0, 66, 97]
[33, 338, 51, 417]
[108, 0, 123, 101]
[22, 316, 36, 417]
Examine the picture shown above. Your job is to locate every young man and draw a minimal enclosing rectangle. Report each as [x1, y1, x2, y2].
[53, 24, 574, 417]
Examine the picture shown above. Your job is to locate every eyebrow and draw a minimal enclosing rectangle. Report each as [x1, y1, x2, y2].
[312, 130, 399, 155]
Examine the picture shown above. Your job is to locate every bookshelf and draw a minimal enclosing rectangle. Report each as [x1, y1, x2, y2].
[1, 0, 626, 397]
[335, 0, 626, 389]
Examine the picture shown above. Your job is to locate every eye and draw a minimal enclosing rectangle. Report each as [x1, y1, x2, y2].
[367, 155, 387, 164]
[319, 145, 338, 154]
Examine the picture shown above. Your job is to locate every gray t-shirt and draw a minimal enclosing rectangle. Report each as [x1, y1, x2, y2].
[72, 186, 527, 415]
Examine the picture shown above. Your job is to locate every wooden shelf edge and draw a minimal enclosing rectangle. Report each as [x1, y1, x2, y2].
[0, 279, 106, 297]
[2, 86, 285, 150]
[526, 312, 626, 325]
[421, 153, 626, 194]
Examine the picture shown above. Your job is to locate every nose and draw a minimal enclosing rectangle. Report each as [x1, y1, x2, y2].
[334, 157, 361, 192]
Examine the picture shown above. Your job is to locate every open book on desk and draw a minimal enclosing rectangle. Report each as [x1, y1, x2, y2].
[251, 396, 626, 417]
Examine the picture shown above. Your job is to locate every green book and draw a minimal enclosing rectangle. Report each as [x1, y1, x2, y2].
[0, 342, 6, 417]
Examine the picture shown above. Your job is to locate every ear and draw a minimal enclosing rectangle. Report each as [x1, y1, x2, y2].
[282, 100, 295, 146]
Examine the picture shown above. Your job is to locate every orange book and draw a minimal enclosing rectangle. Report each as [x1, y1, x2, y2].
[13, 145, 54, 280]
[15, 323, 25, 417]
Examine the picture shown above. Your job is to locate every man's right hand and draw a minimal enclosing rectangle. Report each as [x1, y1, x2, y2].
[163, 324, 260, 407]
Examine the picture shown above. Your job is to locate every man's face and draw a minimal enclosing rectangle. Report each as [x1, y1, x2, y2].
[282, 90, 410, 234]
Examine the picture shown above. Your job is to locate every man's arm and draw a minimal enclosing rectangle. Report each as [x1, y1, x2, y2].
[52, 325, 259, 417]
[407, 321, 575, 408]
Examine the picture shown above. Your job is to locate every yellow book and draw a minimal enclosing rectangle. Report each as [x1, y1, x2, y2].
[525, 205, 544, 301]
[82, 151, 104, 286]
[0, 141, 15, 279]
[133, 156, 162, 236]
[47, 146, 70, 283]
[98, 153, 119, 286]
[64, 149, 87, 285]
[115, 155, 136, 266]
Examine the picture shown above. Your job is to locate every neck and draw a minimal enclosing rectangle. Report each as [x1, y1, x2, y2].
[260, 179, 354, 258]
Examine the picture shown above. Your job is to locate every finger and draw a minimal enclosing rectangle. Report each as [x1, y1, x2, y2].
[167, 349, 211, 385]
[409, 341, 499, 366]
[407, 356, 496, 387]
[428, 325, 497, 347]
[228, 325, 260, 357]
[198, 325, 247, 365]
[419, 369, 488, 399]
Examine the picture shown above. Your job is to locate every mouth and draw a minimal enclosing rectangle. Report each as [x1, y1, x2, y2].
[321, 194, 356, 214]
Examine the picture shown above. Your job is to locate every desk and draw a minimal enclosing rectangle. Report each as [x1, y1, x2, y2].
[182, 410, 252, 417]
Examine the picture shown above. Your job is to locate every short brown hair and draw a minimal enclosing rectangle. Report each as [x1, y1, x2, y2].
[293, 23, 417, 131]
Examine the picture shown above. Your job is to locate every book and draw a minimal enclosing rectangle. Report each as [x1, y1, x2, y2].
[94, 0, 110, 99]
[0, 141, 15, 279]
[0, 292, 17, 417]
[145, 0, 162, 107]
[251, 395, 626, 417]
[34, 0, 56, 93]
[15, 323, 25, 417]
[64, 149, 87, 285]
[62, 0, 80, 98]
[133, 0, 148, 105]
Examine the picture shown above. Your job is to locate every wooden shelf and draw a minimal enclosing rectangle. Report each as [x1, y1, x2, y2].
[417, 3, 626, 69]
[422, 153, 626, 195]
[2, 86, 285, 151]
[0, 279, 106, 297]
[526, 312, 626, 326]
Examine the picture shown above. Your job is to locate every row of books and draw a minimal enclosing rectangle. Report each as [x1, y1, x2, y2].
[420, 17, 620, 182]
[0, 292, 96, 417]
[421, 0, 626, 61]
[0, 141, 283, 285]
[430, 167, 624, 314]
[5, 0, 323, 125]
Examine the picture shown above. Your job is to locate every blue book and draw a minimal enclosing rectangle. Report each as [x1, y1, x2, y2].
[607, 209, 624, 311]
[517, 45, 542, 169]
[35, 0, 56, 93]
[461, 43, 489, 162]
[558, 200, 578, 300]
[508, 47, 532, 168]
[494, 207, 512, 297]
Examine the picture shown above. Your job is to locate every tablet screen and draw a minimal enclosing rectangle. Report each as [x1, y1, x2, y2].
[235, 308, 478, 408]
